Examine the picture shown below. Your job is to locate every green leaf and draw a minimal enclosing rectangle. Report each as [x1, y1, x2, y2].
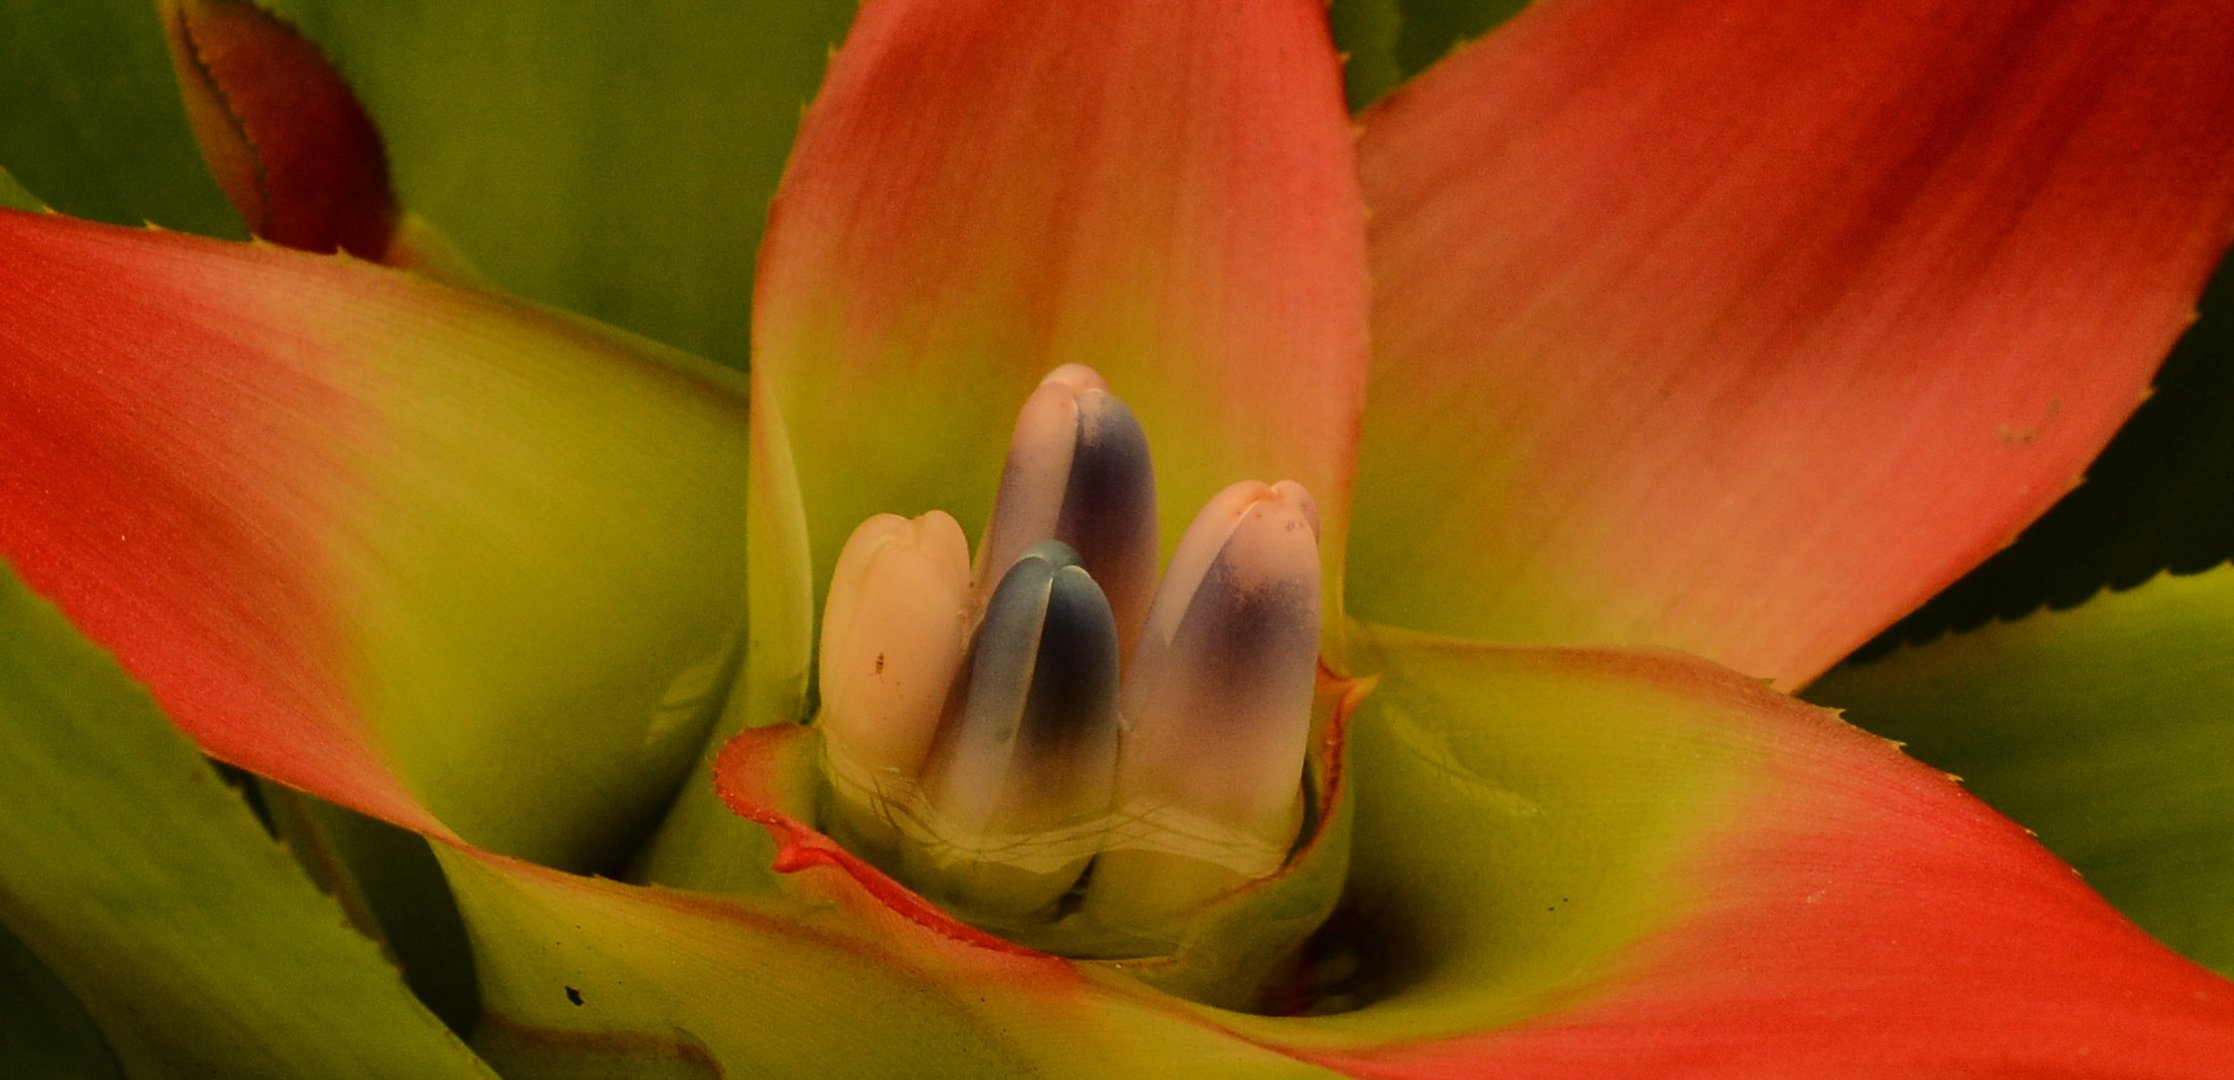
[0, 565, 496, 1079]
[627, 396, 810, 894]
[0, 0, 238, 234]
[1390, 0, 1531, 79]
[1330, 0, 1404, 110]
[257, 0, 856, 365]
[0, 922, 122, 1080]
[1874, 251, 2234, 650]
[435, 850, 1319, 1079]
[1814, 566, 2234, 977]
[259, 785, 482, 1035]
[0, 167, 47, 212]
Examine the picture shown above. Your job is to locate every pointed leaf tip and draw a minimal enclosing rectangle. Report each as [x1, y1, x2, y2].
[1813, 565, 2234, 978]
[0, 168, 47, 214]
[161, 0, 398, 258]
[1350, 0, 2234, 685]
[0, 211, 751, 869]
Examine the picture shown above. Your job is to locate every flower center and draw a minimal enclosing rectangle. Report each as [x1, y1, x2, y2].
[814, 365, 1322, 953]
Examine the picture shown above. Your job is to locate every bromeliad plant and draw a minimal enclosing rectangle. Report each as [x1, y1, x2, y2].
[4, 0, 2234, 1074]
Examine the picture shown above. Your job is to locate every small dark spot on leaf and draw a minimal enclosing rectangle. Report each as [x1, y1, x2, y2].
[875, 652, 886, 675]
[565, 986, 584, 1007]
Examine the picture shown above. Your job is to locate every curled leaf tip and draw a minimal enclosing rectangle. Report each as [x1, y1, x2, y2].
[160, 0, 398, 259]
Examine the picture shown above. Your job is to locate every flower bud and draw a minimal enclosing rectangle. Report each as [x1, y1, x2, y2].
[810, 371, 1329, 957]
[908, 542, 1122, 924]
[816, 511, 972, 856]
[1089, 481, 1321, 927]
[976, 365, 1158, 659]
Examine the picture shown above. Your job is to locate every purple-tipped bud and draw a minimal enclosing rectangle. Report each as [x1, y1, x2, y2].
[1090, 481, 1320, 924]
[977, 366, 1159, 660]
[910, 541, 1122, 921]
[812, 371, 1330, 949]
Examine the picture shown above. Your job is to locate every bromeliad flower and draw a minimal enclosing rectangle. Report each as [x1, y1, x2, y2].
[4, 0, 2234, 1074]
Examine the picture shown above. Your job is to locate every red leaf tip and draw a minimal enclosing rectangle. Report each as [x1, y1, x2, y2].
[161, 0, 398, 259]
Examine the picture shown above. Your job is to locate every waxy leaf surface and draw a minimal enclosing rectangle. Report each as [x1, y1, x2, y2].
[1232, 625, 2234, 1076]
[0, 211, 750, 870]
[1348, 0, 2234, 686]
[1816, 566, 2234, 977]
[1884, 258, 2234, 644]
[0, 568, 491, 1078]
[422, 625, 2234, 1075]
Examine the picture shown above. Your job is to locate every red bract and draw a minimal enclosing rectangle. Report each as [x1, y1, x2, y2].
[2, 0, 2232, 1073]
